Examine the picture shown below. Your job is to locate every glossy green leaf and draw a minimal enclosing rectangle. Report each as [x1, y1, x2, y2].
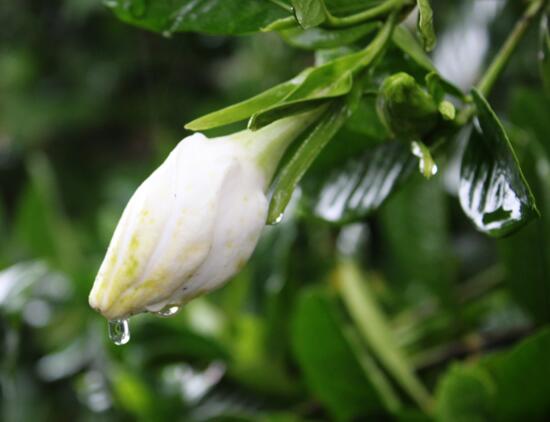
[459, 89, 539, 237]
[416, 0, 436, 52]
[304, 142, 414, 224]
[291, 288, 398, 421]
[291, 0, 326, 29]
[436, 328, 550, 421]
[392, 25, 436, 73]
[185, 76, 304, 130]
[281, 16, 393, 103]
[268, 99, 351, 223]
[104, 0, 288, 35]
[280, 22, 379, 50]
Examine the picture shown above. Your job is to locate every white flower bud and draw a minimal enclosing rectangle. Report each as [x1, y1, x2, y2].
[89, 112, 320, 319]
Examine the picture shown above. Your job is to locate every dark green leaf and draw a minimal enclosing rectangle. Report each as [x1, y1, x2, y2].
[497, 124, 550, 323]
[249, 98, 329, 130]
[435, 365, 495, 422]
[249, 67, 353, 130]
[304, 142, 414, 224]
[280, 22, 379, 50]
[345, 96, 389, 139]
[268, 99, 351, 223]
[459, 89, 539, 237]
[381, 177, 456, 308]
[436, 328, 550, 421]
[416, 0, 436, 52]
[291, 0, 326, 29]
[392, 25, 436, 73]
[291, 288, 397, 420]
[104, 0, 287, 35]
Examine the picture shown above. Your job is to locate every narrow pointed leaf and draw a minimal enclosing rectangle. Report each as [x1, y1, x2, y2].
[268, 99, 351, 223]
[416, 0, 436, 52]
[459, 89, 539, 237]
[249, 72, 352, 130]
[185, 77, 304, 130]
[392, 25, 436, 72]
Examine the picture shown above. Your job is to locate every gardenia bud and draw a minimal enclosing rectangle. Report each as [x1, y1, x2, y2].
[89, 111, 319, 320]
[377, 72, 438, 140]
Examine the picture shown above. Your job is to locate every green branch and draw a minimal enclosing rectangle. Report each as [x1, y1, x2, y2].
[323, 0, 407, 28]
[477, 0, 548, 97]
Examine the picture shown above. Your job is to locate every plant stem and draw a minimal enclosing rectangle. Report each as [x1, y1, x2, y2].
[477, 0, 548, 97]
[323, 0, 406, 28]
[335, 260, 435, 414]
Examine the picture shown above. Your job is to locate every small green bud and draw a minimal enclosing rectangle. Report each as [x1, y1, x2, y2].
[438, 100, 456, 121]
[376, 72, 439, 139]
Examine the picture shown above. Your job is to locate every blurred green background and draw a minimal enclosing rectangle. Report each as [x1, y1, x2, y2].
[1, 0, 550, 421]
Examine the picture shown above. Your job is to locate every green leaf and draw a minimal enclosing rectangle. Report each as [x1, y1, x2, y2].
[104, 0, 287, 35]
[291, 288, 399, 421]
[392, 25, 436, 73]
[459, 89, 539, 237]
[436, 328, 550, 421]
[344, 96, 389, 139]
[497, 127, 550, 323]
[249, 98, 330, 131]
[249, 70, 353, 130]
[14, 153, 83, 277]
[185, 77, 304, 130]
[416, 0, 436, 52]
[304, 141, 414, 224]
[435, 365, 496, 422]
[291, 0, 326, 29]
[380, 177, 456, 306]
[335, 261, 434, 412]
[268, 99, 351, 223]
[280, 22, 379, 50]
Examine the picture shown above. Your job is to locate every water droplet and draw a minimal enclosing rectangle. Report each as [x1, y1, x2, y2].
[108, 319, 130, 346]
[156, 305, 180, 318]
[269, 213, 284, 225]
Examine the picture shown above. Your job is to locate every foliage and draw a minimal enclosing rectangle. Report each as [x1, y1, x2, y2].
[1, 0, 550, 421]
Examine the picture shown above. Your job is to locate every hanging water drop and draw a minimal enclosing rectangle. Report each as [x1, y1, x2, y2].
[108, 319, 130, 346]
[269, 213, 284, 225]
[156, 305, 181, 317]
